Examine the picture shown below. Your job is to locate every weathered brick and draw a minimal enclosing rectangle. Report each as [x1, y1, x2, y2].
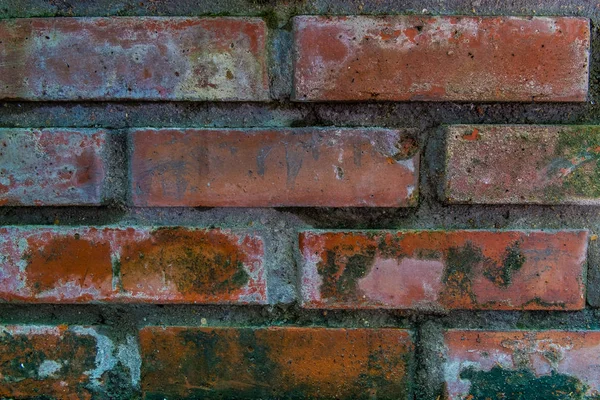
[299, 230, 587, 310]
[0, 325, 100, 399]
[444, 330, 600, 399]
[293, 16, 589, 102]
[0, 227, 265, 303]
[0, 17, 269, 101]
[0, 128, 108, 206]
[140, 326, 413, 399]
[131, 128, 419, 207]
[445, 125, 600, 204]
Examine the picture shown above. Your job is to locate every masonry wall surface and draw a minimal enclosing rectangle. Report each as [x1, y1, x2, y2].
[2, 0, 600, 399]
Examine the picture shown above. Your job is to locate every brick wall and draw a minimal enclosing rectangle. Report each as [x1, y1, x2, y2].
[0, 1, 599, 399]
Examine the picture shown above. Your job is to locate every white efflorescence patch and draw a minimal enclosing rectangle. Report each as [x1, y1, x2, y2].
[71, 327, 141, 388]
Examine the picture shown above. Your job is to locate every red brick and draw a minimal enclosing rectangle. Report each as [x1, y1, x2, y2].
[299, 230, 587, 310]
[0, 325, 99, 399]
[140, 326, 413, 399]
[293, 16, 589, 102]
[0, 128, 107, 206]
[445, 125, 600, 204]
[0, 227, 265, 304]
[0, 17, 269, 101]
[131, 128, 419, 207]
[444, 330, 600, 399]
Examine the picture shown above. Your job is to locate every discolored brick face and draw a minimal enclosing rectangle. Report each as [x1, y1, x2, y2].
[445, 125, 600, 205]
[139, 326, 413, 399]
[0, 325, 99, 399]
[0, 17, 269, 101]
[293, 16, 589, 102]
[0, 227, 266, 304]
[299, 230, 588, 310]
[444, 330, 600, 399]
[130, 128, 419, 207]
[0, 129, 107, 206]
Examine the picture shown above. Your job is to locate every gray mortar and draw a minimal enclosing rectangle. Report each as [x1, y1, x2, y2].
[0, 0, 600, 398]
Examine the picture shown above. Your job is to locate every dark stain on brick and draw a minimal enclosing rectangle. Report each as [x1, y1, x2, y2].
[393, 135, 419, 160]
[141, 327, 412, 399]
[484, 241, 526, 287]
[0, 329, 96, 398]
[318, 247, 377, 301]
[438, 242, 483, 308]
[120, 228, 250, 297]
[460, 365, 590, 400]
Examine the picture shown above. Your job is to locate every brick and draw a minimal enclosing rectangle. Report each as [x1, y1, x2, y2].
[299, 230, 588, 310]
[444, 125, 600, 205]
[0, 325, 99, 399]
[444, 330, 600, 399]
[0, 227, 265, 304]
[131, 128, 419, 207]
[140, 326, 413, 399]
[0, 17, 269, 101]
[293, 16, 589, 102]
[0, 128, 108, 206]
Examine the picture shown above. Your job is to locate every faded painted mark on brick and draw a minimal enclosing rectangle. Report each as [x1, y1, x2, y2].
[131, 128, 419, 207]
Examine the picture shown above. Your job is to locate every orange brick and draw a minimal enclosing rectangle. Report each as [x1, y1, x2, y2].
[299, 230, 588, 310]
[0, 227, 265, 304]
[294, 16, 589, 102]
[140, 326, 413, 399]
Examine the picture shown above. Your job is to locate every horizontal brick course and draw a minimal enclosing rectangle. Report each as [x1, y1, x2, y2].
[140, 326, 413, 399]
[0, 128, 108, 206]
[0, 17, 269, 101]
[444, 125, 600, 204]
[444, 330, 600, 399]
[0, 227, 266, 304]
[0, 325, 99, 399]
[299, 230, 588, 310]
[293, 16, 590, 102]
[131, 128, 419, 207]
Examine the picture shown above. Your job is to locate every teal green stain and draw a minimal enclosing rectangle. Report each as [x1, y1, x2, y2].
[549, 127, 600, 199]
[460, 365, 592, 400]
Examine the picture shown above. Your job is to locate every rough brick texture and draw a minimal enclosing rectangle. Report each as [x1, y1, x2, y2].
[293, 16, 590, 102]
[0, 325, 100, 399]
[0, 17, 269, 101]
[445, 125, 600, 204]
[0, 2, 598, 399]
[140, 327, 413, 399]
[0, 227, 266, 303]
[299, 230, 588, 310]
[131, 128, 419, 207]
[444, 330, 600, 399]
[0, 128, 108, 206]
